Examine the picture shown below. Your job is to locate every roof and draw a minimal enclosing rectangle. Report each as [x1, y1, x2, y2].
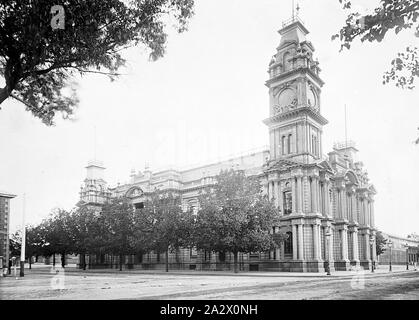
[0, 191, 17, 199]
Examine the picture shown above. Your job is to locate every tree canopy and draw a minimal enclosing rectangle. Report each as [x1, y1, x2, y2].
[136, 191, 195, 272]
[194, 169, 282, 273]
[0, 0, 194, 124]
[375, 231, 388, 256]
[333, 0, 419, 89]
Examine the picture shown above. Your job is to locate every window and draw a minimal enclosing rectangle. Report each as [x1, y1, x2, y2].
[288, 134, 292, 154]
[282, 136, 286, 155]
[283, 191, 292, 215]
[134, 202, 144, 210]
[204, 250, 211, 262]
[190, 247, 198, 259]
[284, 232, 293, 254]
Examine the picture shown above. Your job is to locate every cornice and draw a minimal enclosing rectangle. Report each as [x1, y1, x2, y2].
[265, 66, 325, 87]
[263, 107, 328, 127]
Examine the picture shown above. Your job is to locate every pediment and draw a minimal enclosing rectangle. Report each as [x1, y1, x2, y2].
[125, 186, 144, 198]
[318, 160, 333, 172]
[267, 159, 301, 171]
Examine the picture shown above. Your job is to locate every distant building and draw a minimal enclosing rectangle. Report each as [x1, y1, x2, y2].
[379, 233, 419, 265]
[78, 14, 378, 272]
[0, 191, 16, 270]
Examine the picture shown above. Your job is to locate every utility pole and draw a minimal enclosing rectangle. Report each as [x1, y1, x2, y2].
[20, 193, 26, 277]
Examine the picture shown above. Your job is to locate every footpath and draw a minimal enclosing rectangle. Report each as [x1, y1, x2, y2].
[4, 263, 417, 279]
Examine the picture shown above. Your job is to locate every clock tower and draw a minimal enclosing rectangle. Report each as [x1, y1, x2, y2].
[264, 16, 328, 165]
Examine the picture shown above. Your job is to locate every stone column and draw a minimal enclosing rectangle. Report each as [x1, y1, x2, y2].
[365, 233, 371, 260]
[313, 177, 319, 214]
[304, 176, 310, 213]
[278, 181, 283, 214]
[298, 224, 304, 260]
[313, 224, 320, 260]
[291, 178, 297, 214]
[340, 189, 347, 220]
[359, 198, 364, 225]
[267, 181, 271, 201]
[296, 176, 303, 213]
[310, 177, 315, 212]
[262, 181, 268, 197]
[351, 193, 357, 223]
[363, 200, 368, 226]
[341, 227, 349, 261]
[325, 180, 331, 217]
[292, 225, 298, 260]
[372, 233, 377, 261]
[336, 188, 341, 219]
[370, 200, 375, 228]
[316, 178, 321, 214]
[352, 227, 359, 261]
[273, 181, 279, 208]
[328, 227, 334, 264]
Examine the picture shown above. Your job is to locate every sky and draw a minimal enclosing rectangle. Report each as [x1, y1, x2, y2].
[0, 0, 418, 237]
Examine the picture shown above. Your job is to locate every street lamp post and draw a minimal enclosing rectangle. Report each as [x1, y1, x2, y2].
[20, 194, 26, 277]
[404, 242, 409, 271]
[325, 226, 332, 276]
[388, 240, 393, 272]
[369, 237, 375, 273]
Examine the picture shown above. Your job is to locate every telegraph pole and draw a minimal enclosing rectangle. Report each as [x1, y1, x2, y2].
[20, 193, 26, 277]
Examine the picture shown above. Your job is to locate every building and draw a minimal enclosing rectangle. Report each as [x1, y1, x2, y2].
[378, 233, 419, 266]
[0, 191, 16, 271]
[78, 15, 378, 272]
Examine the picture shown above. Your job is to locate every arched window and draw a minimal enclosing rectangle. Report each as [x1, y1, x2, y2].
[288, 134, 292, 154]
[283, 191, 292, 215]
[284, 232, 293, 254]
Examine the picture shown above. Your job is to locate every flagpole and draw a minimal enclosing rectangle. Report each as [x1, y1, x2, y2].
[20, 193, 26, 277]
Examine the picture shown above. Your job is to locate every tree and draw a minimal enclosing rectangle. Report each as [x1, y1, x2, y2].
[136, 191, 195, 272]
[9, 231, 21, 258]
[9, 226, 45, 269]
[195, 169, 282, 273]
[0, 0, 194, 125]
[333, 0, 419, 89]
[70, 205, 107, 270]
[42, 209, 76, 268]
[101, 197, 137, 271]
[25, 225, 45, 268]
[375, 231, 388, 257]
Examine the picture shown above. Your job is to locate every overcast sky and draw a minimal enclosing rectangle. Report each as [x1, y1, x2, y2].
[1, 0, 418, 237]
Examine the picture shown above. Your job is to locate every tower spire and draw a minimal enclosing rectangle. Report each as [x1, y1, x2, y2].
[94, 125, 97, 161]
[292, 0, 295, 20]
[344, 104, 348, 147]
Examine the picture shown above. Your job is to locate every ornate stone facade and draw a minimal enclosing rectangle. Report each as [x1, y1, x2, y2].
[78, 17, 378, 272]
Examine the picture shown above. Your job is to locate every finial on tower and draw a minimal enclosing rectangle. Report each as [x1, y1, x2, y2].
[296, 3, 300, 17]
[292, 0, 295, 19]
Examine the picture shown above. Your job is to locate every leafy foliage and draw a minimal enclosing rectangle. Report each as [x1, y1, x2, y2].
[100, 197, 137, 270]
[136, 191, 195, 271]
[333, 0, 419, 89]
[375, 231, 388, 256]
[195, 169, 282, 272]
[0, 0, 195, 124]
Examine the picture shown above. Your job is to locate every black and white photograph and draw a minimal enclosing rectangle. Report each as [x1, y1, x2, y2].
[0, 0, 419, 308]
